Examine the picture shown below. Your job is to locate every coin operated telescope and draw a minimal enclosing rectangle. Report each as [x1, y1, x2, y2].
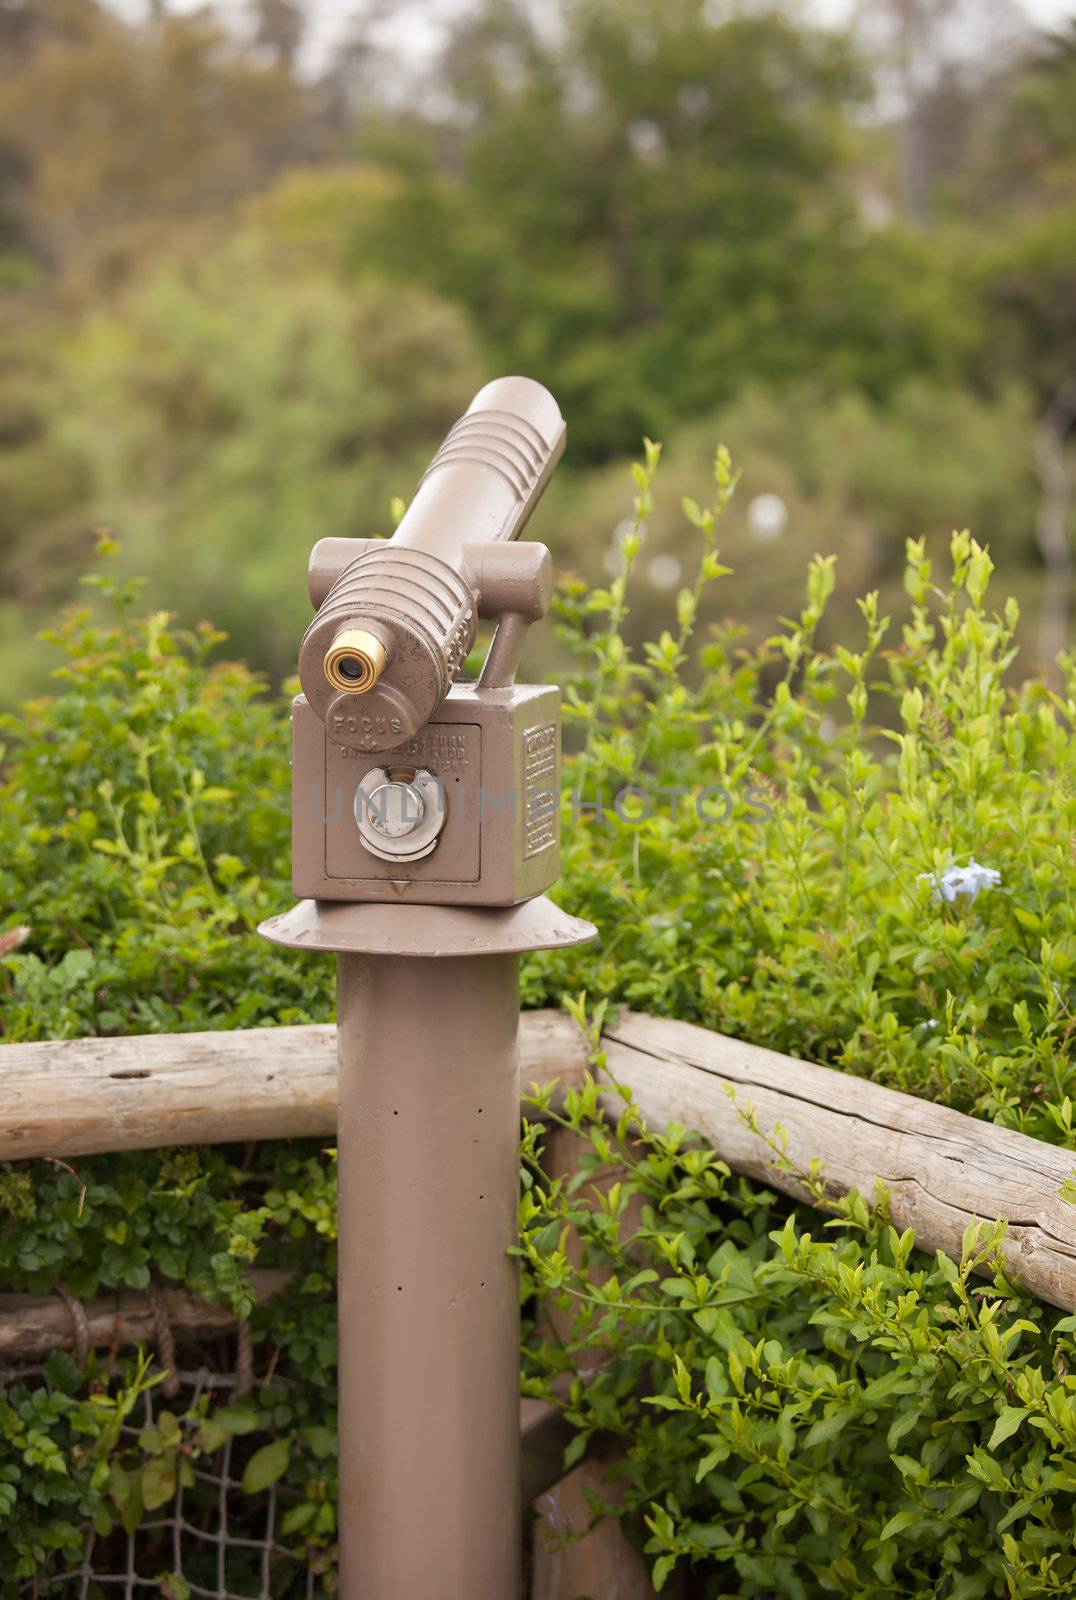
[290, 374, 569, 909]
[259, 377, 594, 1600]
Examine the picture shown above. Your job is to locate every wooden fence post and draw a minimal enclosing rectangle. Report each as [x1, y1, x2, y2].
[529, 1124, 679, 1600]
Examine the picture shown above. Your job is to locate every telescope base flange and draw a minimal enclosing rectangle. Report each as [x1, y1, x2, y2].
[258, 892, 596, 958]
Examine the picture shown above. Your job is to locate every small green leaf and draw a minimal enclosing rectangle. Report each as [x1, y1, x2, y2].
[880, 1508, 923, 1541]
[988, 1407, 1029, 1450]
[280, 1502, 318, 1538]
[141, 1457, 177, 1511]
[216, 1405, 259, 1437]
[804, 1410, 854, 1449]
[652, 1555, 676, 1591]
[241, 1438, 290, 1495]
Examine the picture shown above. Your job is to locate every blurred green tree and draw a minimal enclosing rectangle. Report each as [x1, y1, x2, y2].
[962, 24, 1076, 667]
[960, 22, 1076, 402]
[549, 379, 1041, 668]
[0, 0, 1071, 704]
[336, 0, 978, 457]
[0, 0, 312, 292]
[60, 227, 482, 677]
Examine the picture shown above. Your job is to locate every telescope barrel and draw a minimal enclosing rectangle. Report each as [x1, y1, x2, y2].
[297, 377, 565, 754]
[390, 375, 565, 561]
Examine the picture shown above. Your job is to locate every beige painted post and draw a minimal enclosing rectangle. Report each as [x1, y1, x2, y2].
[337, 950, 522, 1598]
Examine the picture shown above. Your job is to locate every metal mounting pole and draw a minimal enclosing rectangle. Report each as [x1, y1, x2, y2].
[337, 949, 521, 1597]
[260, 898, 594, 1600]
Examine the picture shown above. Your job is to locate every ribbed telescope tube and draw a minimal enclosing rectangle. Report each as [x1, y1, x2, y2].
[297, 377, 565, 753]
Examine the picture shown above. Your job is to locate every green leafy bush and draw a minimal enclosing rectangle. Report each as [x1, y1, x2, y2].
[513, 453, 1074, 1593]
[0, 553, 338, 1589]
[531, 443, 1075, 1146]
[0, 447, 1074, 1595]
[0, 544, 316, 1039]
[520, 1062, 1076, 1599]
[0, 1141, 340, 1589]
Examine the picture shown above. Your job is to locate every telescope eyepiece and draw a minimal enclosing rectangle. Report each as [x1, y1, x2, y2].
[324, 628, 388, 695]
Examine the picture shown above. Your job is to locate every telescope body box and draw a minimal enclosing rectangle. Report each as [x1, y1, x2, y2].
[290, 683, 561, 907]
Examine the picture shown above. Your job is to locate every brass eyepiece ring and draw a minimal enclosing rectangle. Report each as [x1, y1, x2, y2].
[324, 627, 388, 695]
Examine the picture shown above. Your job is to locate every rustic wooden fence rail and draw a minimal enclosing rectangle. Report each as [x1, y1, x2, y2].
[4, 1009, 1075, 1309]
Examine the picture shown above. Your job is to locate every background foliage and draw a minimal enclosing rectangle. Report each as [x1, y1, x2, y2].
[1, 0, 1074, 700]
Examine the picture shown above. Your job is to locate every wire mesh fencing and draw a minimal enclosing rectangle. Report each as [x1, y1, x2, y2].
[38, 1371, 321, 1600]
[6, 1328, 332, 1600]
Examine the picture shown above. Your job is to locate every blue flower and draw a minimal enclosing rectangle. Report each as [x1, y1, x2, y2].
[920, 857, 1002, 905]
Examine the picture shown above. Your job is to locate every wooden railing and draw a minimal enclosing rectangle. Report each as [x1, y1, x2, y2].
[5, 1011, 1075, 1309]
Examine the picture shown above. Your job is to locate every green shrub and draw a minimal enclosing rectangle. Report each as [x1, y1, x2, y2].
[0, 1138, 340, 1589]
[530, 442, 1075, 1146]
[0, 447, 1073, 1595]
[0, 543, 316, 1039]
[520, 1059, 1076, 1599]
[514, 448, 1075, 1595]
[0, 552, 338, 1587]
